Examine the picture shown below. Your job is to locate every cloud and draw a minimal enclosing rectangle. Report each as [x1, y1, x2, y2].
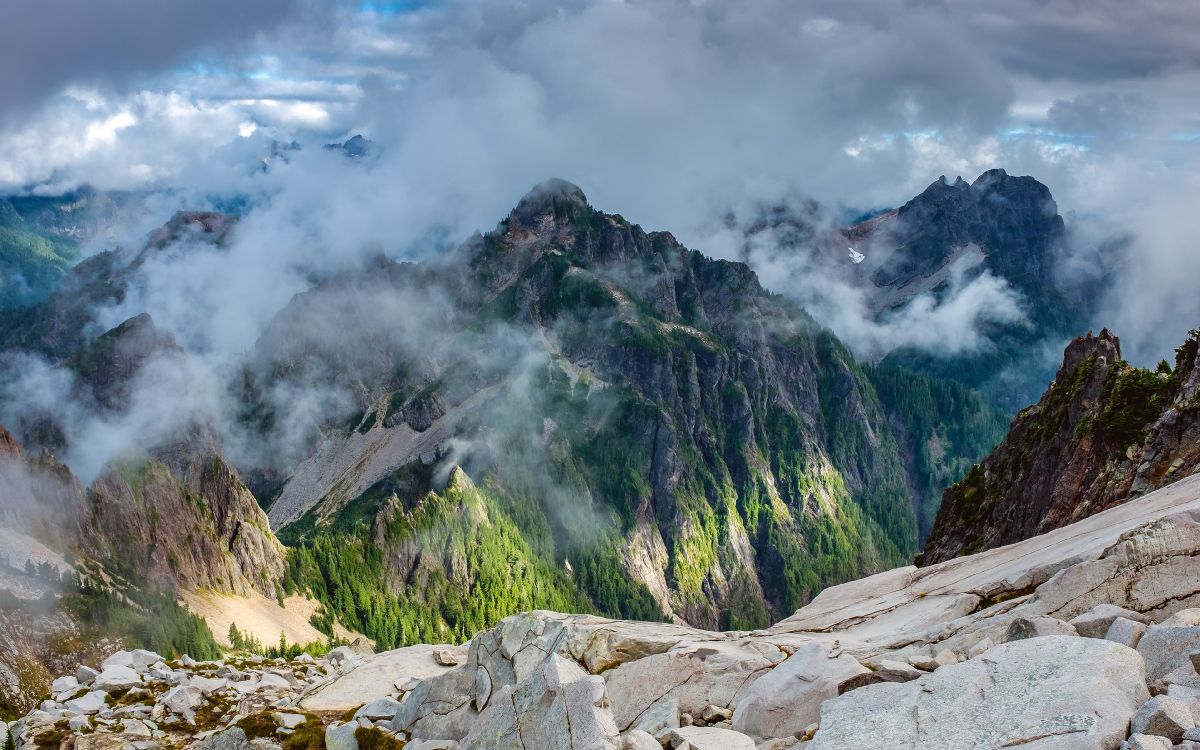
[0, 0, 1199, 495]
[0, 0, 333, 122]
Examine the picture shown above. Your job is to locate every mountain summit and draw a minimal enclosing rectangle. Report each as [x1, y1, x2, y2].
[920, 326, 1200, 564]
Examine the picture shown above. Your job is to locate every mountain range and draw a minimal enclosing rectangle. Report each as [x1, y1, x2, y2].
[0, 169, 1177, 720]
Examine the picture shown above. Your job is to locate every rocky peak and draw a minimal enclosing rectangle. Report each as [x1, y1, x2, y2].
[920, 327, 1200, 564]
[71, 313, 182, 411]
[508, 178, 590, 228]
[145, 210, 237, 251]
[1058, 327, 1121, 381]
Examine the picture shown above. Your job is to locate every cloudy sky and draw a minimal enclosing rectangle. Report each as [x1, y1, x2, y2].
[1, 0, 1198, 364]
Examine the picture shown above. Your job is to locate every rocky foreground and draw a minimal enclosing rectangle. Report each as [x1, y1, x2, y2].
[7, 473, 1200, 750]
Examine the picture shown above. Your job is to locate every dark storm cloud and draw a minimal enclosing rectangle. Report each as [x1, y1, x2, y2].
[0, 0, 331, 121]
[1047, 92, 1153, 141]
[966, 0, 1200, 81]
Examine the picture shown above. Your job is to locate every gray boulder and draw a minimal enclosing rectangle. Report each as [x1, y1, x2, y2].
[64, 691, 107, 715]
[1106, 617, 1148, 648]
[1130, 695, 1195, 743]
[808, 636, 1148, 750]
[1070, 604, 1152, 639]
[161, 685, 203, 717]
[731, 641, 868, 740]
[94, 665, 142, 691]
[665, 726, 756, 749]
[325, 723, 359, 750]
[618, 730, 660, 750]
[1122, 735, 1172, 750]
[101, 651, 135, 669]
[1137, 609, 1200, 693]
[196, 727, 252, 750]
[1004, 616, 1079, 641]
[355, 698, 404, 721]
[459, 654, 619, 749]
[75, 665, 100, 686]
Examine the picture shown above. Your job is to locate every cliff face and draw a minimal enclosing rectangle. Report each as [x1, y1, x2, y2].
[919, 327, 1200, 564]
[82, 448, 286, 598]
[2, 421, 286, 599]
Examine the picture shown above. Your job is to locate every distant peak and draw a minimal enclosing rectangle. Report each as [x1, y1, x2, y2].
[1057, 328, 1122, 382]
[510, 179, 589, 225]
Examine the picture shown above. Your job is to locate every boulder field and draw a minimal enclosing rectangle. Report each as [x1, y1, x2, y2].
[9, 473, 1200, 750]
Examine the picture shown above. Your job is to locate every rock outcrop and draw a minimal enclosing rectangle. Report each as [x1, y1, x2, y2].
[921, 327, 1200, 564]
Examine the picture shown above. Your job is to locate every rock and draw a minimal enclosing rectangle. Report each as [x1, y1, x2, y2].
[325, 723, 359, 750]
[95, 664, 142, 691]
[76, 665, 100, 685]
[1170, 684, 1200, 718]
[606, 639, 779, 734]
[1070, 604, 1152, 639]
[1137, 616, 1200, 693]
[1122, 735, 1172, 750]
[355, 698, 403, 721]
[619, 729, 661, 750]
[931, 649, 959, 668]
[700, 705, 732, 724]
[301, 645, 459, 712]
[102, 651, 135, 669]
[274, 714, 307, 730]
[731, 641, 869, 740]
[1167, 611, 1200, 627]
[130, 650, 164, 671]
[757, 739, 801, 750]
[257, 673, 292, 691]
[1004, 616, 1079, 641]
[433, 648, 464, 667]
[474, 666, 493, 711]
[65, 691, 108, 715]
[1106, 617, 1148, 649]
[197, 727, 252, 750]
[190, 676, 229, 695]
[326, 647, 361, 667]
[405, 742, 459, 750]
[1131, 695, 1195, 743]
[665, 726, 756, 750]
[840, 658, 924, 691]
[161, 685, 203, 716]
[905, 653, 937, 671]
[808, 636, 1148, 750]
[52, 676, 80, 694]
[121, 718, 152, 737]
[68, 715, 91, 731]
[460, 655, 619, 749]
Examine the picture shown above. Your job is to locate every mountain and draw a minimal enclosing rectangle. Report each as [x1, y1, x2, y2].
[0, 188, 137, 311]
[853, 170, 1102, 410]
[0, 180, 1010, 653]
[920, 326, 1200, 564]
[258, 179, 922, 635]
